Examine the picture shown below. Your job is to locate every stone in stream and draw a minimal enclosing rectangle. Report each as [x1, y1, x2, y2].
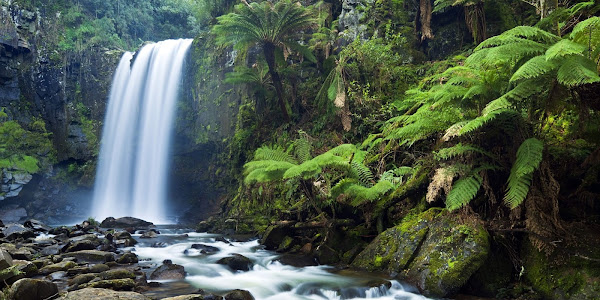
[0, 248, 13, 269]
[61, 287, 150, 299]
[39, 260, 77, 275]
[8, 278, 59, 300]
[190, 244, 219, 254]
[139, 230, 159, 239]
[117, 252, 139, 264]
[80, 278, 136, 291]
[224, 289, 255, 300]
[63, 250, 115, 263]
[23, 219, 51, 232]
[216, 254, 253, 272]
[149, 260, 185, 280]
[63, 239, 99, 252]
[100, 217, 154, 229]
[2, 224, 35, 240]
[163, 295, 223, 300]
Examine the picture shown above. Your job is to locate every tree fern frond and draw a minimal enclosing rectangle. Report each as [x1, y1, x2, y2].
[463, 84, 487, 100]
[434, 143, 492, 160]
[545, 39, 587, 61]
[350, 161, 374, 187]
[481, 96, 512, 115]
[332, 179, 394, 206]
[570, 16, 600, 43]
[394, 166, 415, 176]
[244, 160, 297, 184]
[443, 121, 468, 141]
[446, 174, 482, 210]
[510, 55, 558, 82]
[504, 138, 543, 209]
[502, 79, 547, 103]
[459, 109, 514, 135]
[556, 55, 600, 87]
[293, 134, 312, 163]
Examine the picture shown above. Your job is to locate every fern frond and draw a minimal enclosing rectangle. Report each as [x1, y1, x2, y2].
[446, 174, 482, 210]
[510, 55, 558, 82]
[332, 179, 394, 206]
[394, 166, 415, 176]
[350, 161, 374, 187]
[253, 146, 298, 163]
[476, 26, 559, 50]
[434, 143, 492, 160]
[545, 39, 587, 61]
[502, 79, 546, 103]
[570, 16, 600, 43]
[459, 109, 514, 135]
[293, 134, 312, 163]
[504, 138, 543, 209]
[244, 160, 297, 184]
[556, 55, 600, 87]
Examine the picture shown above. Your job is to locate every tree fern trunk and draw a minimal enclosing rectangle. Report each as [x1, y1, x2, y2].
[264, 42, 290, 122]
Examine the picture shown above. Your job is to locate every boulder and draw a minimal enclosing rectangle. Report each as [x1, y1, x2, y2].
[100, 217, 153, 229]
[163, 295, 223, 300]
[63, 250, 115, 263]
[63, 240, 99, 252]
[0, 248, 13, 269]
[80, 278, 136, 291]
[113, 231, 137, 247]
[216, 254, 252, 272]
[190, 244, 219, 254]
[99, 269, 136, 280]
[39, 260, 77, 275]
[139, 230, 158, 238]
[149, 260, 185, 280]
[61, 287, 150, 299]
[224, 289, 254, 300]
[2, 224, 34, 240]
[69, 273, 97, 286]
[260, 225, 292, 250]
[1, 244, 35, 260]
[117, 252, 138, 264]
[8, 278, 58, 300]
[352, 208, 490, 298]
[23, 219, 51, 232]
[40, 244, 63, 256]
[12, 260, 38, 277]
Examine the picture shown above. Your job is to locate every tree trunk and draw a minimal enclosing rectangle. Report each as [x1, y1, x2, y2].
[416, 0, 434, 41]
[263, 42, 290, 122]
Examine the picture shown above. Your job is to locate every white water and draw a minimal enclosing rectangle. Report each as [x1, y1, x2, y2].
[133, 231, 429, 300]
[92, 39, 193, 224]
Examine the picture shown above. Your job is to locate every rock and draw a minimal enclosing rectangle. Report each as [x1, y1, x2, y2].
[352, 208, 490, 298]
[100, 217, 153, 229]
[99, 269, 136, 280]
[39, 260, 77, 275]
[8, 278, 58, 300]
[117, 252, 138, 264]
[151, 242, 168, 248]
[224, 289, 254, 300]
[40, 244, 63, 256]
[2, 224, 34, 240]
[216, 254, 252, 272]
[63, 250, 115, 263]
[23, 219, 51, 232]
[314, 245, 340, 265]
[61, 287, 150, 299]
[63, 240, 98, 252]
[139, 230, 158, 238]
[80, 278, 136, 291]
[114, 231, 137, 247]
[69, 273, 97, 286]
[0, 173, 32, 201]
[190, 244, 219, 254]
[163, 295, 223, 300]
[89, 263, 111, 273]
[260, 225, 292, 250]
[1, 243, 35, 260]
[149, 261, 185, 280]
[12, 260, 38, 277]
[0, 248, 13, 269]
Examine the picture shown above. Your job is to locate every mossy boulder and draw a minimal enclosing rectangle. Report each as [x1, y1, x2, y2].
[8, 278, 58, 300]
[61, 287, 149, 299]
[80, 278, 136, 291]
[39, 260, 77, 275]
[99, 269, 136, 280]
[63, 250, 115, 263]
[352, 208, 490, 298]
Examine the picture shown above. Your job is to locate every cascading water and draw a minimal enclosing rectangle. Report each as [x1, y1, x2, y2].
[92, 39, 193, 223]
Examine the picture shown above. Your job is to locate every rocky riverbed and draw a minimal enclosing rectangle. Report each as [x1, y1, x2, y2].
[0, 217, 428, 300]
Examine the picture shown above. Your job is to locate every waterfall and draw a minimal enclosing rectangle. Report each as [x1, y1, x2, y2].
[92, 39, 193, 224]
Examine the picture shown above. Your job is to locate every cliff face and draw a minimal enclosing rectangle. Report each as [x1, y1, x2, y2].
[0, 3, 120, 224]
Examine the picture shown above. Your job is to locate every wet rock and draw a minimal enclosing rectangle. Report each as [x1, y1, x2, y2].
[190, 244, 219, 254]
[40, 244, 63, 256]
[1, 243, 35, 260]
[63, 250, 115, 263]
[80, 278, 136, 291]
[139, 230, 158, 239]
[49, 226, 70, 236]
[13, 260, 38, 277]
[48, 271, 68, 281]
[216, 254, 252, 272]
[39, 260, 77, 275]
[2, 224, 34, 240]
[352, 208, 490, 298]
[117, 252, 138, 264]
[114, 231, 137, 247]
[314, 245, 340, 265]
[149, 260, 185, 280]
[260, 225, 292, 250]
[61, 288, 150, 300]
[163, 295, 223, 300]
[23, 219, 51, 232]
[69, 273, 97, 286]
[99, 269, 136, 280]
[0, 248, 13, 269]
[8, 278, 58, 300]
[100, 217, 154, 229]
[151, 242, 168, 248]
[63, 240, 98, 252]
[224, 289, 254, 300]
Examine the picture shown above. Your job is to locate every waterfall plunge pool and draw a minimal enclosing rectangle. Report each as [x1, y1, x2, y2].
[130, 228, 429, 300]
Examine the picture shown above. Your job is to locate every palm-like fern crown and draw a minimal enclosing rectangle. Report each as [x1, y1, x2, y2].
[213, 0, 316, 50]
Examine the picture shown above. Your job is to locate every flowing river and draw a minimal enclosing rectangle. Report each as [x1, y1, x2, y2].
[130, 228, 429, 300]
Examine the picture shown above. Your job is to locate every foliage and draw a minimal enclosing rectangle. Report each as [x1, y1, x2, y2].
[504, 138, 544, 208]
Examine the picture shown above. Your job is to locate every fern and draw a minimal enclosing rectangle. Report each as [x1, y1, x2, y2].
[350, 161, 374, 187]
[434, 143, 492, 160]
[253, 146, 298, 164]
[556, 55, 600, 86]
[510, 55, 558, 82]
[331, 178, 394, 206]
[544, 39, 587, 61]
[504, 138, 544, 209]
[446, 174, 482, 210]
[292, 133, 312, 163]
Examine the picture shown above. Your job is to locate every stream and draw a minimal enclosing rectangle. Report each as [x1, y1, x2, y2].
[130, 228, 429, 300]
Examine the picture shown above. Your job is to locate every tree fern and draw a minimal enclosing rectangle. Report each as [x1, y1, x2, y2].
[504, 138, 544, 209]
[556, 55, 600, 86]
[545, 39, 587, 61]
[292, 132, 312, 163]
[510, 55, 558, 82]
[434, 143, 492, 160]
[446, 174, 482, 210]
[331, 178, 395, 206]
[253, 145, 297, 164]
